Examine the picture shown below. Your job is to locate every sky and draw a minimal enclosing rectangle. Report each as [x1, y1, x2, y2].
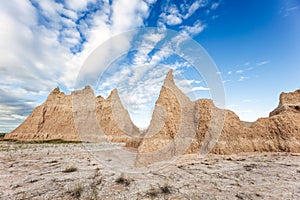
[0, 0, 299, 132]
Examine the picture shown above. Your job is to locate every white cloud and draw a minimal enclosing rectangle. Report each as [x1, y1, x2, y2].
[0, 0, 156, 130]
[183, 1, 201, 19]
[111, 0, 151, 34]
[238, 76, 249, 81]
[236, 70, 244, 74]
[181, 20, 206, 36]
[0, 0, 221, 130]
[257, 61, 270, 66]
[160, 4, 183, 26]
[64, 0, 97, 11]
[211, 2, 220, 10]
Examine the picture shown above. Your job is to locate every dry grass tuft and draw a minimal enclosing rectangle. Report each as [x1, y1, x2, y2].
[62, 166, 78, 173]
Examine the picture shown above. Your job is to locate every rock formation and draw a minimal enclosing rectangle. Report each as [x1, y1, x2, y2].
[5, 86, 141, 146]
[136, 70, 198, 166]
[269, 90, 300, 116]
[4, 70, 300, 161]
[5, 87, 79, 141]
[211, 89, 300, 154]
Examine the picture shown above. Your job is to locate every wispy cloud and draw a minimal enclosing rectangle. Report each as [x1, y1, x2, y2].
[0, 0, 221, 130]
[181, 20, 206, 36]
[0, 0, 157, 130]
[238, 76, 249, 82]
[257, 61, 270, 66]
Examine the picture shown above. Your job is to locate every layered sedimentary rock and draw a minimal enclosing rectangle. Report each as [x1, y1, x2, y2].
[5, 86, 140, 145]
[269, 90, 300, 116]
[4, 70, 300, 159]
[211, 89, 300, 154]
[136, 70, 198, 166]
[5, 87, 79, 141]
[95, 89, 141, 147]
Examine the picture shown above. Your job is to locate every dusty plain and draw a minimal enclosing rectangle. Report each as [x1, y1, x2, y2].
[1, 141, 300, 200]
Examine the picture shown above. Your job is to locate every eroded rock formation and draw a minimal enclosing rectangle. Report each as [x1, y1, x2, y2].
[4, 70, 300, 159]
[5, 86, 141, 146]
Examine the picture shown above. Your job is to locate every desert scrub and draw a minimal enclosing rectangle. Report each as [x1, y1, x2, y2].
[87, 188, 99, 200]
[115, 173, 131, 186]
[67, 183, 84, 198]
[160, 181, 171, 194]
[62, 166, 78, 173]
[146, 185, 159, 198]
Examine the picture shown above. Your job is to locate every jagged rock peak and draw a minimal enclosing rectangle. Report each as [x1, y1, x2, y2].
[84, 85, 92, 91]
[163, 69, 175, 87]
[270, 89, 300, 117]
[279, 89, 300, 105]
[107, 88, 120, 100]
[48, 87, 66, 100]
[51, 86, 61, 95]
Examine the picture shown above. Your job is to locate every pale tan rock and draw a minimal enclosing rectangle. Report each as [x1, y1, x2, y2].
[4, 86, 141, 145]
[270, 89, 300, 116]
[5, 87, 79, 141]
[211, 89, 300, 154]
[4, 71, 300, 160]
[136, 70, 199, 166]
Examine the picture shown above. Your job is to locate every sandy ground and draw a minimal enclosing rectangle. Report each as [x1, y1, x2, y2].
[1, 141, 300, 200]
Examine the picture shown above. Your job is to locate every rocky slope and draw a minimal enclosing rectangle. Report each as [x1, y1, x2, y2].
[4, 70, 300, 160]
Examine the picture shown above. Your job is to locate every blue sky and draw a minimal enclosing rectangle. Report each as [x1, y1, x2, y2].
[0, 0, 299, 131]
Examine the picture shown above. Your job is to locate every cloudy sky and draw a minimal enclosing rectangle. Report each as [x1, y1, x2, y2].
[0, 0, 299, 131]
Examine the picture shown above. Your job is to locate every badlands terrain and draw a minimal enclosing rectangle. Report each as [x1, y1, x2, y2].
[1, 141, 300, 199]
[1, 70, 300, 199]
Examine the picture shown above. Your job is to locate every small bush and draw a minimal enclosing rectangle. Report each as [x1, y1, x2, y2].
[115, 173, 131, 186]
[62, 166, 78, 173]
[68, 183, 83, 198]
[160, 182, 171, 194]
[147, 185, 159, 197]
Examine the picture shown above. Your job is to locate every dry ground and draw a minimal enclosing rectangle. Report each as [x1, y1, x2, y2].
[1, 141, 300, 199]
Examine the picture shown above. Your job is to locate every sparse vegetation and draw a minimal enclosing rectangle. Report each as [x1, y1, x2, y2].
[91, 171, 103, 186]
[146, 185, 159, 198]
[87, 188, 99, 200]
[67, 183, 84, 198]
[160, 181, 171, 194]
[3, 139, 82, 144]
[115, 173, 131, 186]
[0, 133, 6, 140]
[62, 166, 78, 173]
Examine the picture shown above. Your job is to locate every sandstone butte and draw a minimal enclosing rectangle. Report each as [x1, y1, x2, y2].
[4, 70, 300, 158]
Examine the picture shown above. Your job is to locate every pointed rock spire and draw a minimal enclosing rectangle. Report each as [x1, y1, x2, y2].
[163, 69, 175, 87]
[108, 88, 120, 100]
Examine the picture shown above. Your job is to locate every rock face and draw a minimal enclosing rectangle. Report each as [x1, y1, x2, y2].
[211, 89, 300, 154]
[269, 90, 300, 116]
[4, 70, 300, 159]
[5, 86, 141, 145]
[136, 70, 198, 166]
[5, 87, 79, 141]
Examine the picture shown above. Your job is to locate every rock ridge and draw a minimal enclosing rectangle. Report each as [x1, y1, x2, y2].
[4, 71, 300, 159]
